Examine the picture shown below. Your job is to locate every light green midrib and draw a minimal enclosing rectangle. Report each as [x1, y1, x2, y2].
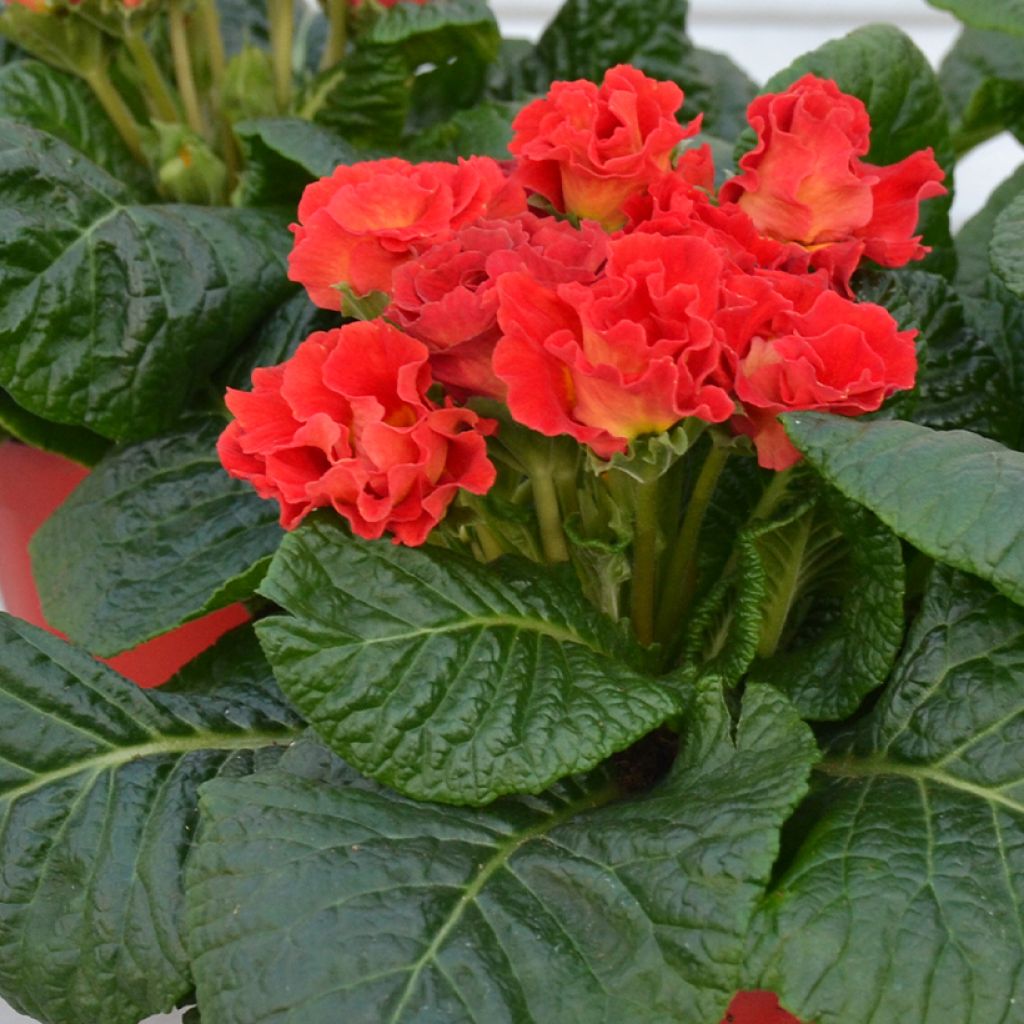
[818, 755, 1024, 816]
[386, 782, 621, 1024]
[311, 614, 606, 654]
[1, 728, 300, 806]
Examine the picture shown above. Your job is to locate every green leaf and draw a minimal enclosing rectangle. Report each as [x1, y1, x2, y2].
[991, 190, 1024, 301]
[0, 617, 301, 1024]
[956, 162, 1024, 296]
[926, 0, 1024, 35]
[232, 117, 359, 207]
[671, 46, 757, 142]
[940, 28, 1024, 153]
[517, 0, 689, 90]
[401, 100, 521, 161]
[255, 519, 682, 805]
[216, 290, 339, 391]
[0, 389, 109, 466]
[752, 25, 955, 273]
[749, 495, 906, 721]
[0, 121, 293, 441]
[753, 566, 1024, 1023]
[187, 683, 817, 1023]
[31, 416, 282, 657]
[783, 413, 1024, 608]
[855, 268, 1019, 444]
[0, 60, 152, 195]
[306, 45, 411, 148]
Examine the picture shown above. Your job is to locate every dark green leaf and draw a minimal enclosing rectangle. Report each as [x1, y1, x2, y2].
[753, 567, 1024, 1023]
[783, 413, 1024, 608]
[187, 683, 817, 1023]
[0, 389, 109, 466]
[306, 45, 411, 148]
[256, 519, 681, 805]
[751, 25, 955, 272]
[0, 60, 152, 195]
[233, 117, 359, 207]
[991, 190, 1024, 300]
[671, 46, 757, 142]
[0, 122, 293, 440]
[956, 162, 1024, 296]
[31, 417, 282, 657]
[216, 290, 339, 391]
[401, 100, 521, 161]
[940, 28, 1024, 153]
[926, 0, 1024, 35]
[0, 617, 301, 1024]
[517, 0, 689, 91]
[749, 495, 905, 720]
[856, 268, 1019, 444]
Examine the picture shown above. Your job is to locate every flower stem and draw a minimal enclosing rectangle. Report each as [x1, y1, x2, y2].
[197, 0, 226, 91]
[630, 476, 660, 648]
[531, 470, 570, 564]
[82, 66, 146, 164]
[169, 3, 206, 136]
[268, 0, 295, 112]
[656, 443, 730, 644]
[322, 0, 348, 69]
[124, 32, 179, 123]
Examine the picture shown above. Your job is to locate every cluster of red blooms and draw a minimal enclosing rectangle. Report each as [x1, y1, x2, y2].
[220, 65, 945, 546]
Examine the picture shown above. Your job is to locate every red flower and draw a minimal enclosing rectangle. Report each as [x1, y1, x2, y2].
[218, 321, 496, 546]
[720, 74, 946, 290]
[509, 64, 699, 230]
[288, 157, 525, 309]
[718, 270, 917, 469]
[388, 213, 609, 399]
[493, 232, 734, 457]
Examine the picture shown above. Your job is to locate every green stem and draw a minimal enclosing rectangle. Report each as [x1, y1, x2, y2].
[169, 4, 206, 136]
[630, 476, 660, 648]
[268, 0, 295, 113]
[531, 470, 569, 564]
[474, 523, 504, 563]
[656, 443, 730, 644]
[197, 0, 226, 91]
[124, 32, 179, 123]
[322, 0, 348, 69]
[82, 66, 146, 164]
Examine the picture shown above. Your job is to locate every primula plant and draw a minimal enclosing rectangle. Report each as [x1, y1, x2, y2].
[1, 0, 1024, 1023]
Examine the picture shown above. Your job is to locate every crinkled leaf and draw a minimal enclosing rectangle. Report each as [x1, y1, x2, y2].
[940, 28, 1024, 153]
[991, 190, 1024, 301]
[751, 25, 954, 273]
[255, 518, 681, 805]
[856, 268, 1019, 444]
[514, 0, 689, 92]
[0, 617, 301, 1024]
[31, 416, 282, 657]
[186, 683, 817, 1024]
[401, 100, 521, 161]
[956, 162, 1024, 296]
[0, 389, 109, 466]
[926, 0, 1024, 35]
[306, 44, 410, 148]
[0, 60, 152, 195]
[216, 290, 339, 391]
[783, 413, 1024, 608]
[233, 117, 359, 207]
[0, 122, 293, 441]
[752, 567, 1024, 1023]
[750, 495, 906, 721]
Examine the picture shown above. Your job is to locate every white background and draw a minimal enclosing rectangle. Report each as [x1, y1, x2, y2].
[0, 1, 1017, 1021]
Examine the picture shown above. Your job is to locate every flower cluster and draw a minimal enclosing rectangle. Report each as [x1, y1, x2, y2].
[222, 64, 943, 543]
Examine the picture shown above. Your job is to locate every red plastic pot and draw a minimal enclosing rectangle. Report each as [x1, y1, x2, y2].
[721, 990, 804, 1024]
[0, 440, 249, 687]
